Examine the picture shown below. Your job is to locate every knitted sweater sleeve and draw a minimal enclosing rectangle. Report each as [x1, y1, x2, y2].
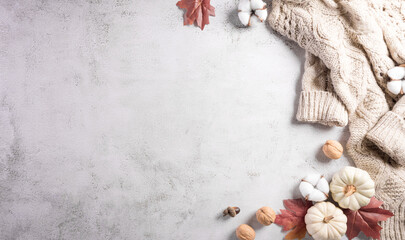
[268, 1, 405, 237]
[367, 98, 405, 166]
[297, 52, 348, 127]
[339, 0, 405, 166]
[351, 1, 405, 167]
[269, 0, 405, 165]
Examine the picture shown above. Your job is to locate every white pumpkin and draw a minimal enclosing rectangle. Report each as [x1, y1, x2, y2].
[299, 174, 329, 202]
[330, 166, 375, 210]
[305, 202, 347, 240]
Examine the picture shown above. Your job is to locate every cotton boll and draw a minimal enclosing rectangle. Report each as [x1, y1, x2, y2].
[250, 0, 266, 10]
[238, 0, 252, 26]
[308, 190, 327, 202]
[238, 12, 251, 26]
[303, 174, 322, 186]
[238, 0, 251, 12]
[247, 16, 262, 27]
[299, 181, 315, 198]
[300, 174, 329, 202]
[237, 0, 267, 27]
[254, 9, 268, 22]
[387, 66, 405, 80]
[387, 80, 402, 95]
[315, 177, 329, 193]
[402, 81, 405, 94]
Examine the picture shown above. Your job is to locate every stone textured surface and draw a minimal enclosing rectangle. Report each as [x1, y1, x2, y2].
[0, 0, 360, 239]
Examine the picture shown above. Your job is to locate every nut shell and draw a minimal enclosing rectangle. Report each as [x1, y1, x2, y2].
[256, 206, 276, 226]
[322, 140, 343, 159]
[236, 224, 255, 240]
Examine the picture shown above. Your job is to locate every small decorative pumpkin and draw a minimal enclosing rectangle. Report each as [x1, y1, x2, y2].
[330, 166, 375, 210]
[305, 202, 347, 240]
[299, 174, 329, 202]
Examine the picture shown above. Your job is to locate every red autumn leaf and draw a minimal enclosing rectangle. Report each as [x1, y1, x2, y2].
[344, 197, 394, 240]
[275, 199, 313, 240]
[176, 0, 215, 30]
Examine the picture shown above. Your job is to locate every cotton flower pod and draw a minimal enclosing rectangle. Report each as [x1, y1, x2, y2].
[238, 0, 251, 12]
[387, 80, 402, 95]
[254, 9, 267, 22]
[250, 0, 266, 10]
[299, 174, 329, 202]
[238, 0, 251, 26]
[237, 0, 267, 26]
[238, 12, 251, 26]
[402, 81, 405, 93]
[387, 66, 405, 80]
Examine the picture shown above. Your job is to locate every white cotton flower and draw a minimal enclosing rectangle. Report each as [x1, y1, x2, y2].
[250, 0, 265, 10]
[387, 66, 405, 95]
[387, 66, 405, 80]
[387, 80, 402, 95]
[237, 0, 268, 27]
[238, 0, 252, 26]
[299, 174, 329, 202]
[254, 9, 268, 22]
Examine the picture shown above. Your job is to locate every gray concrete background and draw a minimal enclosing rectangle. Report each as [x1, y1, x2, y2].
[0, 0, 363, 239]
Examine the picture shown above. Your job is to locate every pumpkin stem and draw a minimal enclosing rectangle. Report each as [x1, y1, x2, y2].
[323, 216, 334, 223]
[344, 185, 357, 197]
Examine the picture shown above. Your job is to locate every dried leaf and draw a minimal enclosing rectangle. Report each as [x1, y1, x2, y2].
[176, 0, 215, 30]
[275, 199, 313, 240]
[344, 197, 394, 240]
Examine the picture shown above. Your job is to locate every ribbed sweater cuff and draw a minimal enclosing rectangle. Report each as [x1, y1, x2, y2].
[380, 200, 405, 240]
[296, 91, 348, 127]
[367, 111, 405, 166]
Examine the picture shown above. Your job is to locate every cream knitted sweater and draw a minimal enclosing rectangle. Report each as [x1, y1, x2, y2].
[268, 0, 405, 239]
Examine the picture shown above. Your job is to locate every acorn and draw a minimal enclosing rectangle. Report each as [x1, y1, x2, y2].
[223, 206, 240, 217]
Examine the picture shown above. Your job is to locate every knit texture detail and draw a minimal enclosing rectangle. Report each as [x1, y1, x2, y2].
[297, 91, 348, 127]
[268, 0, 405, 238]
[381, 200, 405, 240]
[367, 111, 405, 166]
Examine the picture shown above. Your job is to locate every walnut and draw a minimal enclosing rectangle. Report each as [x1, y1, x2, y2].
[236, 224, 255, 240]
[322, 140, 343, 159]
[256, 206, 276, 226]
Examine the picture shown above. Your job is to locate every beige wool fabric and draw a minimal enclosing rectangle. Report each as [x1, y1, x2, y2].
[268, 0, 405, 239]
